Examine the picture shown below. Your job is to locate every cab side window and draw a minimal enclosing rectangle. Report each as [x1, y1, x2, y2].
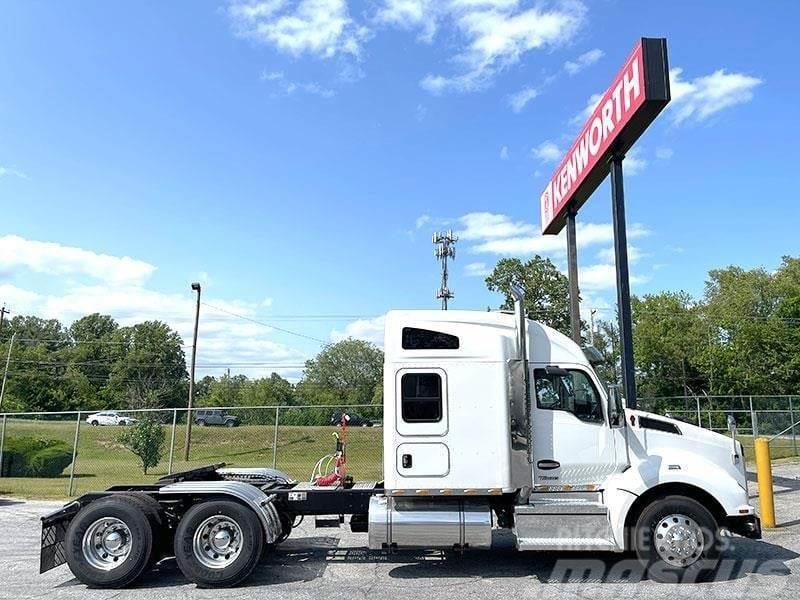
[401, 373, 442, 423]
[534, 369, 603, 423]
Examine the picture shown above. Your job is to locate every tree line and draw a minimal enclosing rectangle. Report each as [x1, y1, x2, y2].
[0, 312, 383, 413]
[487, 255, 800, 399]
[1, 254, 798, 414]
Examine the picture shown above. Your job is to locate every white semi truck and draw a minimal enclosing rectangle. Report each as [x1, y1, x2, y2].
[39, 291, 760, 588]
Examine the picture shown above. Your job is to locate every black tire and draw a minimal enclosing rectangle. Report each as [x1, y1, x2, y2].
[90, 420, 99, 426]
[196, 420, 206, 427]
[118, 493, 164, 562]
[64, 495, 154, 588]
[633, 495, 721, 583]
[225, 420, 238, 428]
[174, 500, 263, 588]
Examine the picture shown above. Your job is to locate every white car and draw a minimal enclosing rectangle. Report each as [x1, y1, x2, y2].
[85, 411, 136, 426]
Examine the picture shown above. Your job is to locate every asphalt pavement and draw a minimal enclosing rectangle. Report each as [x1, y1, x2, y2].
[2, 463, 800, 600]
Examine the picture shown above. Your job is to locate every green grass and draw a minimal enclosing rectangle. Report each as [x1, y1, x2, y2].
[0, 419, 383, 499]
[1, 419, 797, 500]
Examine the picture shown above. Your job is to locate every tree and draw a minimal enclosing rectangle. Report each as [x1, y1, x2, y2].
[67, 314, 119, 408]
[700, 260, 800, 396]
[632, 292, 707, 398]
[1, 316, 68, 412]
[297, 339, 383, 406]
[118, 417, 166, 474]
[485, 256, 573, 336]
[106, 321, 187, 409]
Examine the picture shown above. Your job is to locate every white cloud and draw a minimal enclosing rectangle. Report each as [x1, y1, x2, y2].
[415, 0, 587, 94]
[570, 91, 602, 125]
[1, 236, 311, 379]
[375, 0, 437, 42]
[531, 140, 562, 163]
[508, 86, 538, 113]
[595, 245, 645, 265]
[0, 235, 156, 285]
[260, 70, 335, 97]
[331, 315, 386, 347]
[464, 261, 491, 277]
[457, 212, 650, 258]
[227, 0, 369, 59]
[579, 263, 648, 291]
[415, 103, 428, 121]
[499, 145, 509, 160]
[655, 147, 674, 160]
[623, 147, 647, 176]
[0, 165, 29, 180]
[668, 67, 762, 125]
[415, 214, 431, 229]
[458, 212, 537, 241]
[563, 47, 603, 75]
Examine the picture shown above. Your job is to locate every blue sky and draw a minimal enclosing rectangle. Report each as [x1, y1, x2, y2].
[1, 1, 797, 379]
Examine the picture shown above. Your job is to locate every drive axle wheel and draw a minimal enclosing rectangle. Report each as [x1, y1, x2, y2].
[633, 495, 721, 583]
[174, 500, 263, 588]
[65, 496, 154, 588]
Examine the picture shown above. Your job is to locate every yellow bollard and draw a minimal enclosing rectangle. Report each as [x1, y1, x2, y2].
[754, 437, 776, 528]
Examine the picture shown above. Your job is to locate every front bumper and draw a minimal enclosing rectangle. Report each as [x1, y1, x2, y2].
[725, 514, 762, 539]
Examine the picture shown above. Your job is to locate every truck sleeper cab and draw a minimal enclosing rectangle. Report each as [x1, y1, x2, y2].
[39, 301, 760, 589]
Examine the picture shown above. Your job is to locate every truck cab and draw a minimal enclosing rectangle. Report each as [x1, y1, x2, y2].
[373, 304, 758, 567]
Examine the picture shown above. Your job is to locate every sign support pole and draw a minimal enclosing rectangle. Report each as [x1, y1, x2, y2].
[566, 206, 581, 344]
[610, 155, 637, 409]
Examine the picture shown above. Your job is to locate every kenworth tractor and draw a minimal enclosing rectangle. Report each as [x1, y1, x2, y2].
[39, 290, 759, 588]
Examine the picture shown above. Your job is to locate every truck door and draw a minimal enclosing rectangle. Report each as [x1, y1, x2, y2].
[531, 367, 623, 487]
[393, 368, 450, 479]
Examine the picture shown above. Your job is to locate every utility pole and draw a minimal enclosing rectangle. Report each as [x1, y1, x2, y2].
[0, 333, 15, 412]
[183, 283, 201, 461]
[433, 230, 458, 310]
[0, 306, 9, 333]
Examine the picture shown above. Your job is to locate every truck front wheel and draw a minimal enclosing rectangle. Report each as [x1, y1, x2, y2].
[633, 495, 721, 583]
[174, 500, 263, 588]
[64, 496, 154, 588]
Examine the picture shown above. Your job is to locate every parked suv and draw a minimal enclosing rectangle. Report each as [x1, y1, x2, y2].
[85, 411, 136, 426]
[193, 409, 240, 427]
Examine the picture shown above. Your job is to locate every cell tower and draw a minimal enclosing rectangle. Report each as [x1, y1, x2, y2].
[433, 230, 458, 310]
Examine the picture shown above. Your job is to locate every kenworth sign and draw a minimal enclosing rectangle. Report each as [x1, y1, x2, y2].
[540, 38, 670, 234]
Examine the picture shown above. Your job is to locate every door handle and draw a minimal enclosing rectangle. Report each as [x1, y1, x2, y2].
[537, 459, 560, 470]
[402, 454, 412, 469]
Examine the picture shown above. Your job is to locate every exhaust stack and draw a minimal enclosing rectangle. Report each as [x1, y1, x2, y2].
[509, 283, 531, 408]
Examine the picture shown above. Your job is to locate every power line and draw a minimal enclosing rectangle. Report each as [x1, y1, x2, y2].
[200, 302, 327, 344]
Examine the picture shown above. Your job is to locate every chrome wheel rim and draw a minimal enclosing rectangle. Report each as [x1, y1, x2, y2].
[654, 513, 704, 567]
[192, 515, 243, 569]
[82, 517, 133, 571]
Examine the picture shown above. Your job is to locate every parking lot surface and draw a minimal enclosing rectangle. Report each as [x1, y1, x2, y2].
[2, 464, 800, 600]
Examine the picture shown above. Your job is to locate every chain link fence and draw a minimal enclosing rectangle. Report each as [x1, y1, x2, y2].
[0, 404, 383, 498]
[638, 395, 800, 460]
[1, 396, 799, 499]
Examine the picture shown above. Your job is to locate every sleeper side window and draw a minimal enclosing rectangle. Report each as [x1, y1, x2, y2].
[402, 327, 459, 350]
[401, 373, 442, 423]
[534, 369, 603, 423]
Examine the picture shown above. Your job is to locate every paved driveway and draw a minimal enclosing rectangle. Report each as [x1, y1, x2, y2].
[2, 464, 800, 600]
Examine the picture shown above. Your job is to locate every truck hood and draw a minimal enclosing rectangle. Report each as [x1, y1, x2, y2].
[626, 409, 747, 488]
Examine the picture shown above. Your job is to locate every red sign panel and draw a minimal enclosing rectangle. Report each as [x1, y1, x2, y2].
[540, 38, 670, 234]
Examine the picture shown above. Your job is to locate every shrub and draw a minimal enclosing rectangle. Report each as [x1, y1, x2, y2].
[1, 437, 73, 477]
[117, 417, 165, 474]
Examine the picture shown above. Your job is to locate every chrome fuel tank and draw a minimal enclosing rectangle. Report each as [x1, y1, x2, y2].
[367, 496, 492, 550]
